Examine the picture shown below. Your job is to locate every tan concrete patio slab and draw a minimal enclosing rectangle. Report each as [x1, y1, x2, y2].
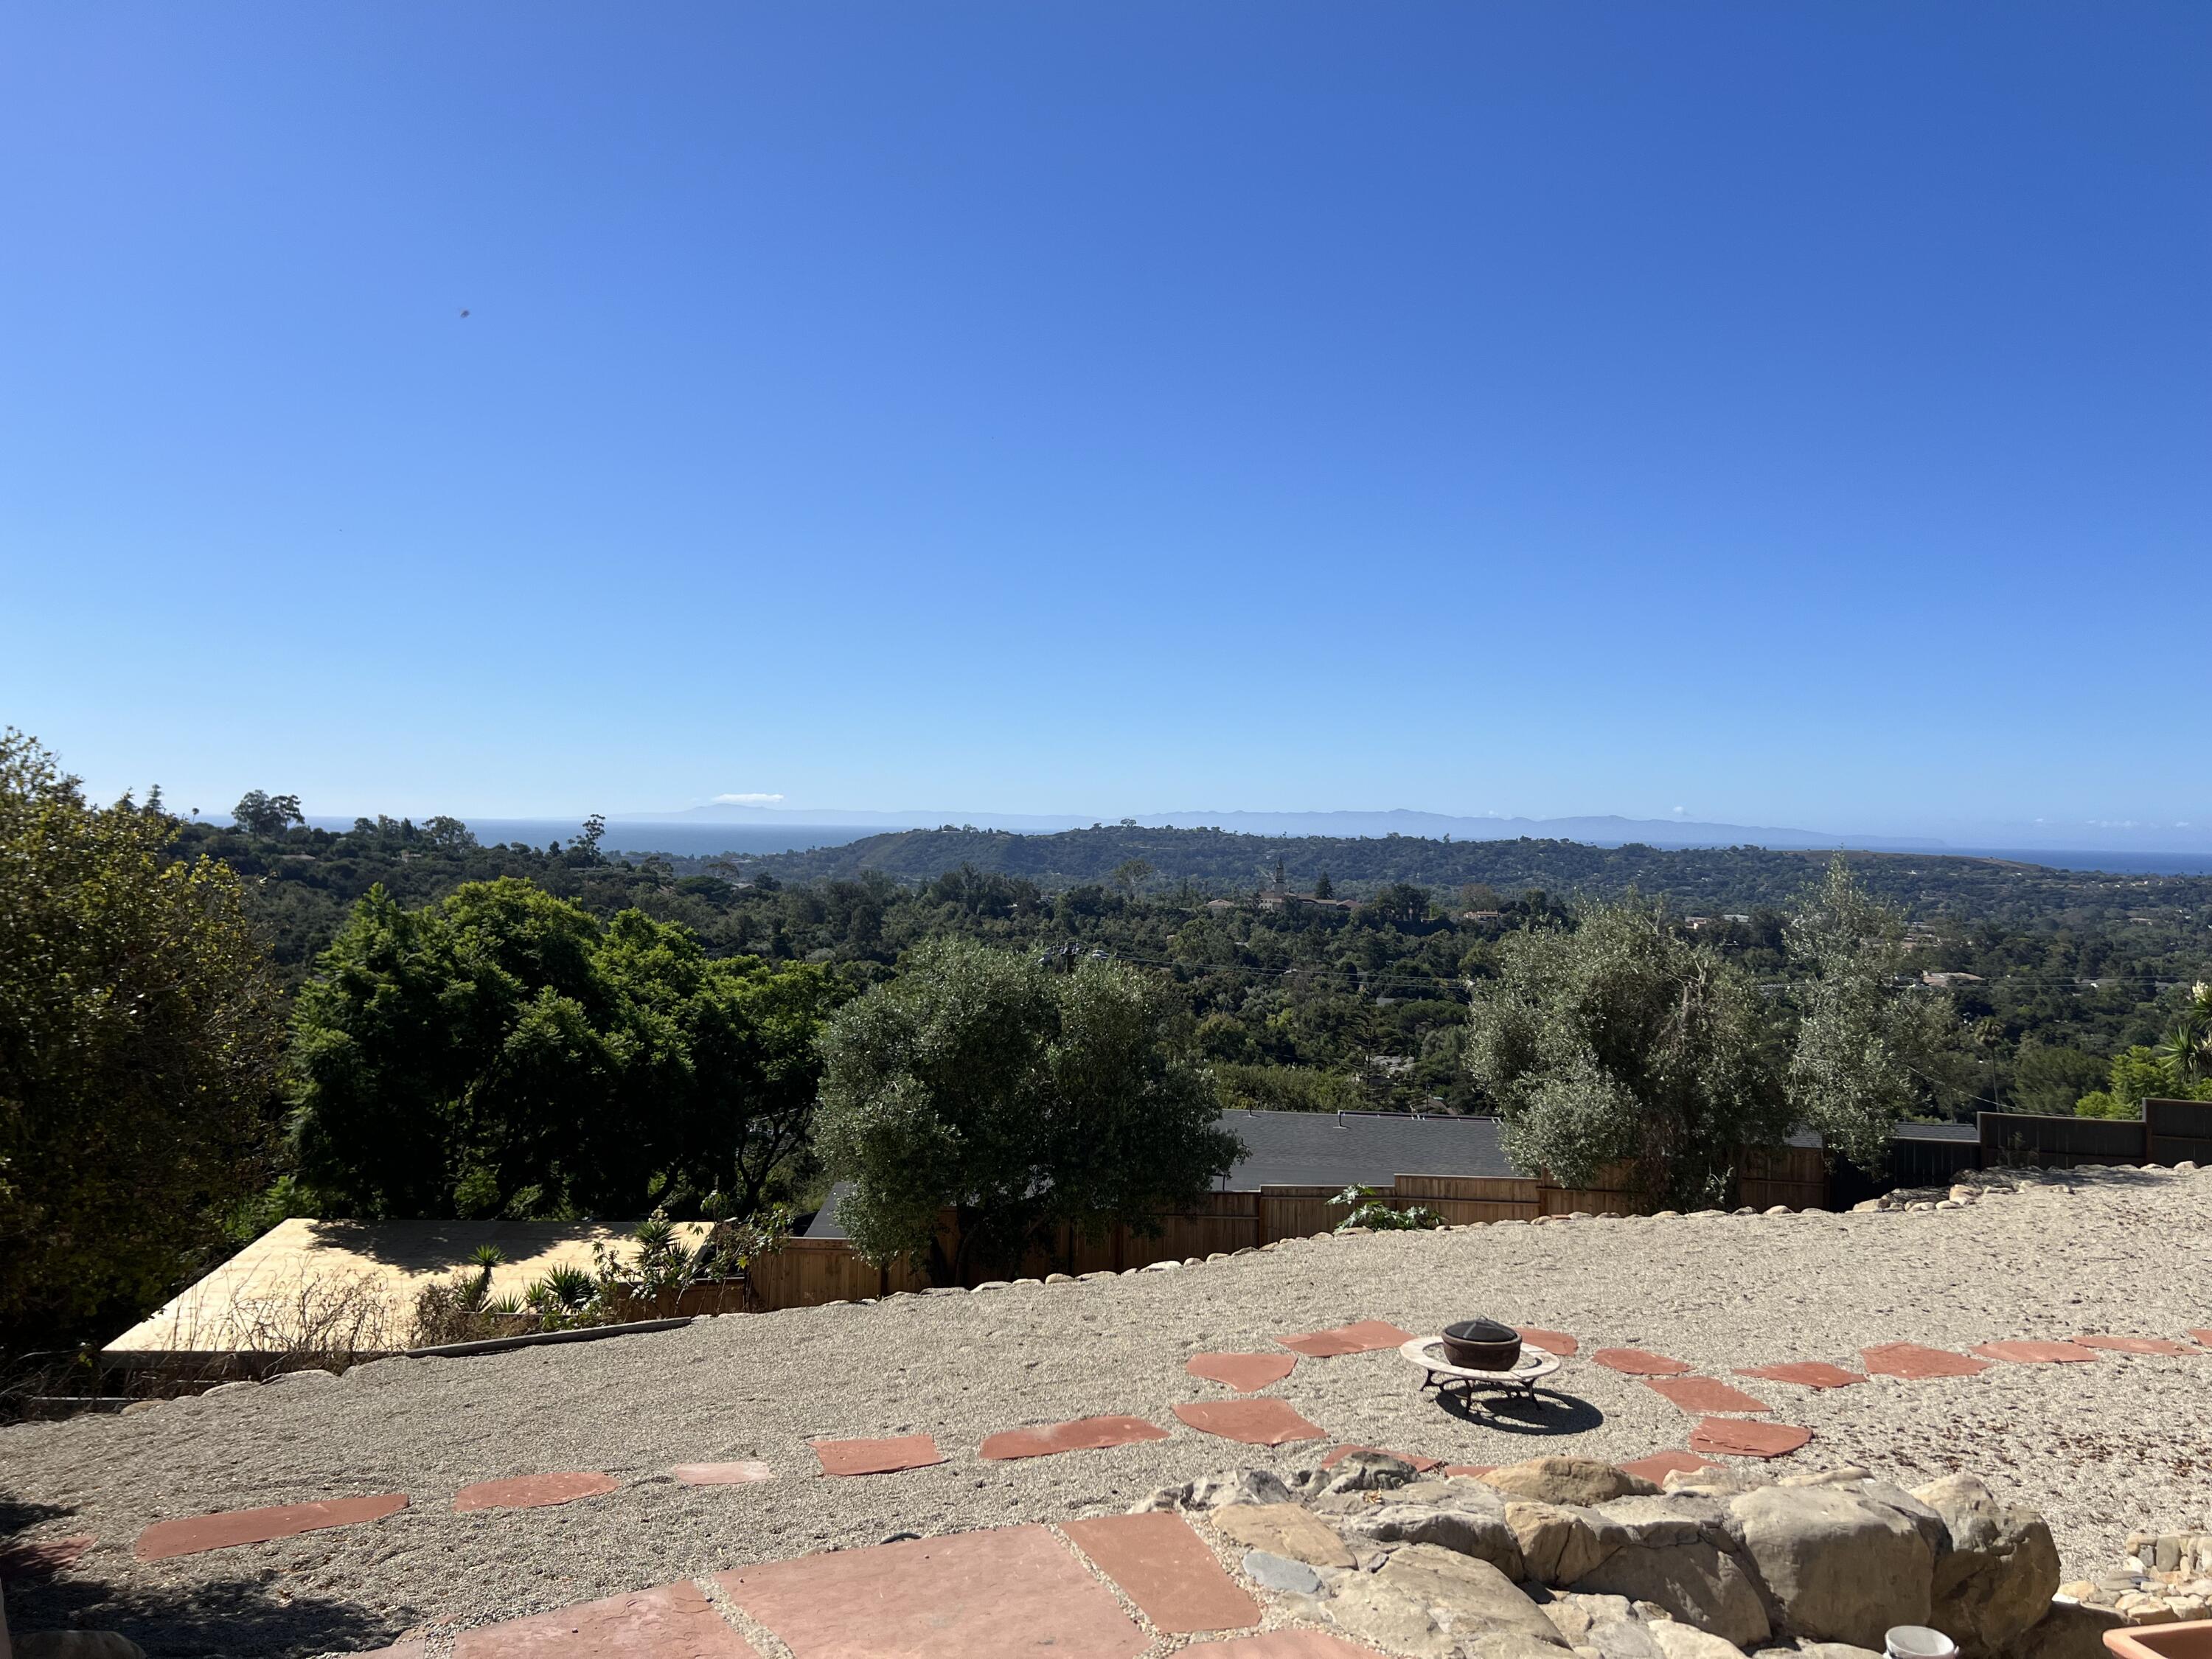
[1860, 1342, 1992, 1380]
[2072, 1335, 2198, 1355]
[1515, 1328, 1579, 1357]
[136, 1493, 409, 1561]
[1186, 1352, 1300, 1391]
[669, 1461, 776, 1486]
[453, 1472, 619, 1512]
[718, 1523, 1145, 1658]
[980, 1414, 1169, 1461]
[451, 1580, 751, 1658]
[1689, 1417, 1811, 1458]
[1063, 1511, 1263, 1635]
[1276, 1320, 1416, 1358]
[1971, 1340, 2100, 1365]
[1619, 1450, 1717, 1482]
[1590, 1348, 1692, 1376]
[1736, 1361, 1866, 1389]
[807, 1434, 945, 1476]
[1172, 1399, 1326, 1447]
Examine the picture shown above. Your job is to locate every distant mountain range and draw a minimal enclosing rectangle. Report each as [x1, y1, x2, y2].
[612, 802, 1932, 852]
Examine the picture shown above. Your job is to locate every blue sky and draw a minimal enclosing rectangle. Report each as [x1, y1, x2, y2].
[3, 3, 2205, 843]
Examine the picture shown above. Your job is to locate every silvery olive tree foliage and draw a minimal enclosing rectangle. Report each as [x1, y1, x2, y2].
[1786, 856, 1956, 1175]
[815, 937, 1241, 1279]
[1464, 896, 1785, 1208]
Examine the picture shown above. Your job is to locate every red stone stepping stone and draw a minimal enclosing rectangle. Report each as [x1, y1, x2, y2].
[719, 1523, 1145, 1658]
[1065, 1511, 1262, 1635]
[1276, 1319, 1416, 1358]
[1186, 1352, 1299, 1391]
[453, 1472, 619, 1512]
[809, 1434, 947, 1477]
[981, 1415, 1170, 1461]
[1643, 1376, 1771, 1414]
[1860, 1342, 1992, 1380]
[1516, 1328, 1579, 1357]
[1181, 1638, 1388, 1658]
[0, 1534, 95, 1578]
[1173, 1399, 1326, 1447]
[1618, 1450, 1717, 1483]
[2191, 1329, 2212, 1347]
[1441, 1464, 1495, 1478]
[136, 1493, 408, 1561]
[1591, 1348, 1692, 1376]
[453, 1580, 753, 1658]
[1736, 1361, 1867, 1390]
[1972, 1339, 2100, 1366]
[1689, 1417, 1812, 1459]
[1319, 1444, 1442, 1472]
[671, 1461, 776, 1485]
[2073, 1335, 2198, 1356]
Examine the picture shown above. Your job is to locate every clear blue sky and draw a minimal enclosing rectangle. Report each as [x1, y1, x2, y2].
[4, 3, 2205, 841]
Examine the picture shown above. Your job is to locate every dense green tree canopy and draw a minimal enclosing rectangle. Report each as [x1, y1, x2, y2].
[291, 878, 839, 1220]
[815, 938, 1240, 1276]
[1, 733, 287, 1349]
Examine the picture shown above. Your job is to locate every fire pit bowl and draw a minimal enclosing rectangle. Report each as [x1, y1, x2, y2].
[1440, 1320, 1522, 1371]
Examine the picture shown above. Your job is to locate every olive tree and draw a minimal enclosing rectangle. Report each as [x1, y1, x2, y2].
[814, 939, 1240, 1279]
[1786, 857, 1958, 1175]
[0, 733, 288, 1350]
[1464, 897, 1786, 1207]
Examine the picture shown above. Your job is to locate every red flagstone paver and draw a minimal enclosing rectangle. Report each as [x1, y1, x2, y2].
[1643, 1376, 1771, 1414]
[136, 1493, 408, 1561]
[1590, 1348, 1693, 1377]
[719, 1523, 1145, 1658]
[2073, 1335, 2198, 1356]
[1860, 1342, 1992, 1380]
[1064, 1510, 1263, 1635]
[1971, 1340, 2101, 1365]
[808, 1434, 947, 1476]
[1277, 1319, 1417, 1359]
[1441, 1464, 1495, 1478]
[1516, 1328, 1579, 1357]
[1736, 1361, 1867, 1390]
[2191, 1329, 2212, 1347]
[670, 1461, 776, 1485]
[1618, 1450, 1717, 1483]
[453, 1580, 752, 1658]
[1186, 1352, 1299, 1391]
[0, 1533, 96, 1578]
[453, 1472, 619, 1513]
[1181, 1636, 1389, 1657]
[1173, 1399, 1326, 1447]
[981, 1414, 1170, 1461]
[1319, 1444, 1442, 1472]
[1689, 1417, 1812, 1459]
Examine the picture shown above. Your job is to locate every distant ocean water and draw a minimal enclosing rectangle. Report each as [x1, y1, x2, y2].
[307, 818, 2212, 876]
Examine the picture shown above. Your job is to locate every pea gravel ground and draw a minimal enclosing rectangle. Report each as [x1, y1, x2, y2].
[4, 1164, 2208, 1658]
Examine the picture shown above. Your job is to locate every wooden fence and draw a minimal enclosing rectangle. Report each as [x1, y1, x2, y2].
[1975, 1100, 2210, 1169]
[745, 1142, 1836, 1312]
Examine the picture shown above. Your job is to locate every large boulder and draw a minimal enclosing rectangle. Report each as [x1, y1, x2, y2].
[1727, 1484, 1938, 1649]
[1509, 1502, 1628, 1585]
[1338, 1500, 1529, 1580]
[1326, 1543, 1569, 1658]
[1648, 1619, 1750, 1659]
[1911, 1475, 2061, 1659]
[16, 1636, 150, 1659]
[2008, 1601, 2126, 1659]
[1571, 1537, 1772, 1650]
[1486, 1458, 1662, 1507]
[1209, 1501, 1356, 1568]
[1543, 1593, 1669, 1659]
